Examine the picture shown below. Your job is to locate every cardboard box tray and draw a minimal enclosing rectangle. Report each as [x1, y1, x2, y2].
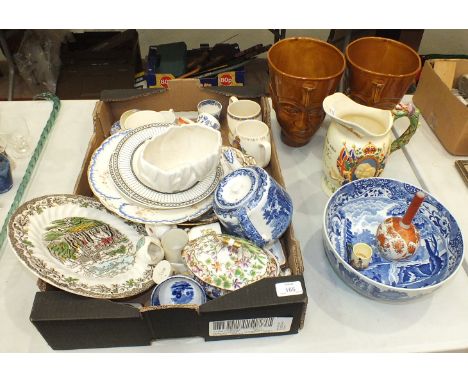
[413, 59, 468, 156]
[30, 79, 307, 350]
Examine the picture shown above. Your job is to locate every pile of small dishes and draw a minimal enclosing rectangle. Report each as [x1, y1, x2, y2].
[88, 109, 255, 225]
[9, 102, 293, 306]
[86, 105, 290, 304]
[323, 178, 464, 302]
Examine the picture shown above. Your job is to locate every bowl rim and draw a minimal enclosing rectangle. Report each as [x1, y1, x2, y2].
[267, 36, 346, 81]
[345, 36, 422, 79]
[322, 177, 465, 293]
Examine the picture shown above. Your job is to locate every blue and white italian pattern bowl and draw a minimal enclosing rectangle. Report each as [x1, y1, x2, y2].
[150, 275, 207, 306]
[323, 178, 464, 302]
[213, 166, 293, 247]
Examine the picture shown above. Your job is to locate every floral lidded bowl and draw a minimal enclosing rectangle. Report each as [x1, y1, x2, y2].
[323, 177, 464, 302]
[182, 233, 280, 299]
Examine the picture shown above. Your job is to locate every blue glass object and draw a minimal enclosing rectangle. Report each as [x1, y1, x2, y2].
[0, 152, 13, 194]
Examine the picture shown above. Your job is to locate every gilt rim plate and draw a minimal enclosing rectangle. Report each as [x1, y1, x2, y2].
[109, 123, 223, 209]
[8, 194, 154, 299]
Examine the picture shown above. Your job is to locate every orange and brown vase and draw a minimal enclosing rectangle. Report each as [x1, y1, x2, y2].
[376, 191, 425, 261]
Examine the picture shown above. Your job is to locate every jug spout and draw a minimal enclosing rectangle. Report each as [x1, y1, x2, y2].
[323, 93, 393, 138]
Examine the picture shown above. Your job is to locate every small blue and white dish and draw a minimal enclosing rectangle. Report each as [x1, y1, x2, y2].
[323, 177, 464, 302]
[150, 275, 207, 306]
[197, 112, 221, 130]
[197, 99, 222, 120]
[213, 166, 293, 247]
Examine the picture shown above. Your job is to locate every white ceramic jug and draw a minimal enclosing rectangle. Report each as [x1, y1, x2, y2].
[321, 93, 420, 195]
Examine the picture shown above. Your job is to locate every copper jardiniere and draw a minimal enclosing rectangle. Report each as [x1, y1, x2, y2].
[345, 37, 422, 110]
[267, 37, 346, 147]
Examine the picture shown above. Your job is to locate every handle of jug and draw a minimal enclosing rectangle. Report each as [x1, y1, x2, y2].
[390, 103, 420, 153]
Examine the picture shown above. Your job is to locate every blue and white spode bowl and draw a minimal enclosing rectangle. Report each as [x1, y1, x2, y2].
[213, 166, 293, 247]
[323, 178, 464, 302]
[150, 275, 207, 306]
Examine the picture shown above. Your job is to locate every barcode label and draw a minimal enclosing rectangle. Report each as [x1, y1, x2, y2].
[209, 317, 293, 336]
[275, 281, 303, 297]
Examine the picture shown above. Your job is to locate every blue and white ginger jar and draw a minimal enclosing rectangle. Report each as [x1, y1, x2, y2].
[213, 166, 293, 247]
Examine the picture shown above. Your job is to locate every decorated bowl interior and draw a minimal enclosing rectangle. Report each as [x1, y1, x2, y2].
[324, 178, 464, 291]
[150, 275, 207, 306]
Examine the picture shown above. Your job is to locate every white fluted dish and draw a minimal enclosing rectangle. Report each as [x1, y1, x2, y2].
[135, 124, 222, 193]
[109, 123, 223, 209]
[88, 131, 214, 224]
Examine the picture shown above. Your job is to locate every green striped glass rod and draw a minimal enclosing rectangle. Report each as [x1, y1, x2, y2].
[0, 93, 61, 250]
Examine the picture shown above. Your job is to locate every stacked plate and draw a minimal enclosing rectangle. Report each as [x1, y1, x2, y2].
[88, 122, 256, 225]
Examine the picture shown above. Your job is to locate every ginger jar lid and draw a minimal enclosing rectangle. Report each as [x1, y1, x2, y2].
[213, 166, 268, 212]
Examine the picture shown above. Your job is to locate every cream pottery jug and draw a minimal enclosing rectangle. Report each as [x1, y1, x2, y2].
[321, 93, 419, 195]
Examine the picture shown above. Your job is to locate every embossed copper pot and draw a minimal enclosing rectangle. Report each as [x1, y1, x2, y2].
[345, 37, 421, 109]
[267, 37, 346, 147]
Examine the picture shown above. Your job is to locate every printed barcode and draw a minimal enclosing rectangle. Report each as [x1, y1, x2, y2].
[212, 317, 274, 331]
[209, 317, 293, 336]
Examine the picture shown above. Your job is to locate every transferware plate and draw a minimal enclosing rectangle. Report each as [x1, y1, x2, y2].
[8, 194, 153, 299]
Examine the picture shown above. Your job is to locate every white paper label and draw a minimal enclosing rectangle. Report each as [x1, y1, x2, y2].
[275, 281, 303, 297]
[209, 317, 293, 337]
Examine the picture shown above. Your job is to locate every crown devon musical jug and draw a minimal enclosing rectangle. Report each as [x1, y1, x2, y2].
[321, 93, 420, 195]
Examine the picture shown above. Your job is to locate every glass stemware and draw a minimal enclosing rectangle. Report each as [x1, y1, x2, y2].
[0, 114, 33, 159]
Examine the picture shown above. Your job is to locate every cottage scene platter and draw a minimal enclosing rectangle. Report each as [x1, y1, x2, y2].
[109, 123, 223, 209]
[323, 178, 464, 301]
[8, 194, 153, 299]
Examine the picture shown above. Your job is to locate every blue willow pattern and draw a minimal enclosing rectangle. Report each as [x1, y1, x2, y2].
[324, 178, 464, 301]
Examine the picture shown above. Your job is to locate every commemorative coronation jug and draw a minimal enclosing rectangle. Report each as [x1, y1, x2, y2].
[321, 92, 420, 195]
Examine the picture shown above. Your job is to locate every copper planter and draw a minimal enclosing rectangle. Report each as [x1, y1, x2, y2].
[268, 37, 346, 147]
[345, 37, 421, 110]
